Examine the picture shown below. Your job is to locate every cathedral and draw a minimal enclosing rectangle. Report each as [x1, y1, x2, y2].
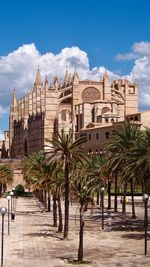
[9, 68, 138, 158]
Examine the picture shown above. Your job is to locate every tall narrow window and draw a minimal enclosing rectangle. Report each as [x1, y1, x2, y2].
[105, 132, 110, 139]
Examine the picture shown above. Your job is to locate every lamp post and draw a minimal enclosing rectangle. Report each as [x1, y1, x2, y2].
[12, 187, 16, 211]
[101, 187, 105, 230]
[143, 193, 149, 255]
[7, 196, 11, 235]
[0, 206, 7, 267]
[10, 191, 14, 220]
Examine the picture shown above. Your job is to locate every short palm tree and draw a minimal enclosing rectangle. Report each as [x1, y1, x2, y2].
[71, 173, 94, 262]
[0, 164, 13, 196]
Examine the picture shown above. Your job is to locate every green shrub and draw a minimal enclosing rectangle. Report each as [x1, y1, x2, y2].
[15, 184, 25, 196]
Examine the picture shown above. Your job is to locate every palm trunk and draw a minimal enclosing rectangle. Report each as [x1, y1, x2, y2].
[2, 183, 7, 195]
[53, 194, 57, 227]
[141, 181, 144, 194]
[130, 178, 136, 218]
[114, 173, 118, 212]
[47, 191, 51, 212]
[122, 182, 127, 215]
[44, 190, 47, 209]
[63, 162, 69, 239]
[57, 191, 63, 232]
[107, 179, 111, 209]
[0, 184, 3, 198]
[78, 205, 84, 262]
[96, 191, 100, 205]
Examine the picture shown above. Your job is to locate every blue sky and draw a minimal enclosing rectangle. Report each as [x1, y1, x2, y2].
[0, 0, 150, 137]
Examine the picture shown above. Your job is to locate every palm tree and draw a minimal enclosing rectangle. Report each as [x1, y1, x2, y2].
[107, 122, 143, 215]
[0, 164, 13, 196]
[125, 128, 150, 193]
[71, 172, 94, 262]
[46, 129, 88, 239]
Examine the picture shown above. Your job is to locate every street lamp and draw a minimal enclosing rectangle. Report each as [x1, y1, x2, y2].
[10, 191, 14, 220]
[0, 206, 7, 267]
[143, 193, 149, 255]
[101, 187, 105, 230]
[12, 187, 16, 210]
[7, 196, 11, 235]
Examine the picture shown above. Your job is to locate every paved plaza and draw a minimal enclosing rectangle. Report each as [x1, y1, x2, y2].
[0, 196, 150, 267]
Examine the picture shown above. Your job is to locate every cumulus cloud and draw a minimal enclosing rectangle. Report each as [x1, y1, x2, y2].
[0, 42, 150, 119]
[116, 41, 150, 61]
[0, 105, 7, 117]
[116, 41, 150, 110]
[116, 52, 138, 61]
[0, 44, 120, 110]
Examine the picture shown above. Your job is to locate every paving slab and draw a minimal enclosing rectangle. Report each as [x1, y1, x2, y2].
[0, 196, 149, 266]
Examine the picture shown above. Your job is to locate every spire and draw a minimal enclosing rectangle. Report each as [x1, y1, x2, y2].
[103, 70, 110, 86]
[53, 76, 58, 90]
[59, 78, 62, 89]
[11, 89, 17, 106]
[64, 68, 69, 86]
[44, 75, 48, 90]
[72, 66, 79, 85]
[34, 67, 42, 86]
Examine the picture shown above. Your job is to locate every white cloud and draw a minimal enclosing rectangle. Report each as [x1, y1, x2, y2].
[0, 105, 7, 117]
[132, 41, 150, 55]
[116, 52, 138, 61]
[0, 42, 150, 119]
[116, 41, 150, 61]
[116, 41, 150, 110]
[0, 43, 120, 108]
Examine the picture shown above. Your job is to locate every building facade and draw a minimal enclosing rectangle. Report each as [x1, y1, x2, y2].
[9, 69, 138, 158]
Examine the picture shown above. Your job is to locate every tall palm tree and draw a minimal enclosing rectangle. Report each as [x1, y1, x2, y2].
[46, 129, 88, 239]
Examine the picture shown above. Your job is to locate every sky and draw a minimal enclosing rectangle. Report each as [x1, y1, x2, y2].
[0, 0, 150, 139]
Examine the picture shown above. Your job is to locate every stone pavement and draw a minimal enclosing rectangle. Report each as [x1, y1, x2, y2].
[0, 196, 150, 267]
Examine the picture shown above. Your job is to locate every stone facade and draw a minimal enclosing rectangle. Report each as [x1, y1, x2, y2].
[9, 68, 138, 158]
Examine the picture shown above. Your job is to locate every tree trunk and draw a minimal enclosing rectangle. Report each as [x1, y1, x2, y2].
[57, 191, 63, 232]
[63, 162, 69, 239]
[131, 178, 136, 218]
[47, 192, 51, 212]
[122, 182, 127, 215]
[141, 181, 144, 194]
[78, 206, 84, 262]
[114, 173, 118, 212]
[0, 184, 2, 198]
[53, 194, 57, 227]
[44, 190, 47, 209]
[96, 191, 100, 205]
[2, 183, 7, 195]
[107, 179, 111, 209]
